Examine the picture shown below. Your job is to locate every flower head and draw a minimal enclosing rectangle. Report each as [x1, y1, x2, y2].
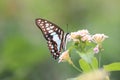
[81, 34, 92, 42]
[70, 32, 80, 40]
[92, 34, 108, 44]
[77, 29, 90, 37]
[69, 29, 91, 42]
[58, 50, 72, 64]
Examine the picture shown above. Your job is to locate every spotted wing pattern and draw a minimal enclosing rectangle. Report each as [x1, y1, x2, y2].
[35, 18, 68, 59]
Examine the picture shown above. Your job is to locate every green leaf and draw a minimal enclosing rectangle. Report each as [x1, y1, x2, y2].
[91, 57, 98, 69]
[103, 62, 120, 71]
[79, 59, 92, 72]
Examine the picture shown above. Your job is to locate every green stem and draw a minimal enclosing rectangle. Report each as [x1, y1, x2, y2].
[98, 52, 101, 68]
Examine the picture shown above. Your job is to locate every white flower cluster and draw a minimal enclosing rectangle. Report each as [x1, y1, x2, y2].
[70, 29, 91, 42]
[69, 29, 108, 43]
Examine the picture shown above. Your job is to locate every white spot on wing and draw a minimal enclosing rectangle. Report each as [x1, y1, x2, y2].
[51, 45, 53, 48]
[48, 38, 50, 40]
[55, 28, 58, 31]
[40, 24, 43, 26]
[38, 19, 41, 22]
[46, 26, 49, 28]
[52, 50, 54, 52]
[48, 41, 50, 43]
[58, 29, 61, 33]
[50, 26, 54, 29]
[46, 35, 48, 37]
[46, 28, 50, 30]
[41, 21, 44, 24]
[44, 32, 47, 34]
[46, 23, 49, 26]
[41, 26, 44, 28]
[38, 21, 41, 24]
[56, 54, 59, 56]
[53, 53, 56, 55]
[49, 30, 53, 33]
[43, 29, 45, 31]
[51, 32, 56, 35]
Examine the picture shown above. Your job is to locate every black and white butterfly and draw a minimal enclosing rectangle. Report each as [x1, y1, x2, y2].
[35, 18, 69, 59]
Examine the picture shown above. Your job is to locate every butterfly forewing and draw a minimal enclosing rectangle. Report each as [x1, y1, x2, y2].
[35, 18, 65, 59]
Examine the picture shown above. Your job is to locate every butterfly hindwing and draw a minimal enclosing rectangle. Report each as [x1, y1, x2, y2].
[47, 40, 60, 59]
[35, 18, 66, 59]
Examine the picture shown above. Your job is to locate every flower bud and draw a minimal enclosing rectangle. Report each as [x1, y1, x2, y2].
[58, 50, 72, 64]
[93, 45, 99, 54]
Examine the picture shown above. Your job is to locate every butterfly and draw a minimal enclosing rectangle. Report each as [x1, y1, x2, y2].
[35, 18, 69, 59]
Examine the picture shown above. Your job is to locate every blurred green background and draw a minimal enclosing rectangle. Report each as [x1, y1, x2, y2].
[0, 0, 120, 80]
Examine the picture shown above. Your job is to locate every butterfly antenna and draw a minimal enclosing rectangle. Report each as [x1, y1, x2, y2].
[66, 24, 69, 33]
